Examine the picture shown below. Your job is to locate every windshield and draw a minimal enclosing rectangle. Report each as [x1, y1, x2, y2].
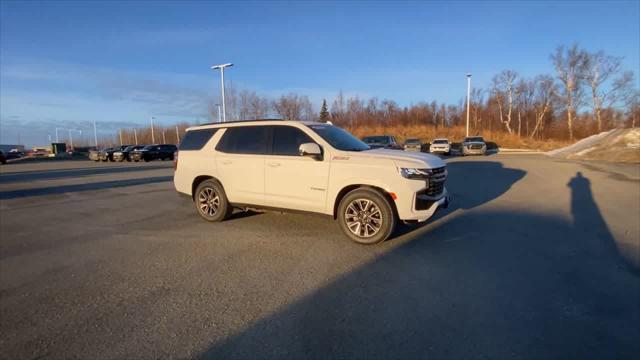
[306, 124, 370, 151]
[405, 139, 420, 144]
[362, 136, 390, 144]
[433, 139, 448, 144]
[124, 146, 135, 151]
[142, 145, 156, 150]
[465, 137, 484, 143]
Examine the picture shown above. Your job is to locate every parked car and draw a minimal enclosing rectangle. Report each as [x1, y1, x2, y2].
[362, 135, 402, 149]
[88, 150, 101, 161]
[403, 138, 422, 152]
[113, 145, 146, 162]
[0, 150, 6, 164]
[462, 136, 487, 156]
[429, 138, 451, 155]
[100, 145, 129, 162]
[5, 149, 24, 159]
[174, 120, 449, 244]
[130, 144, 177, 162]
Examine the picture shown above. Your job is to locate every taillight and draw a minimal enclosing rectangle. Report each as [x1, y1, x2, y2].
[173, 151, 178, 170]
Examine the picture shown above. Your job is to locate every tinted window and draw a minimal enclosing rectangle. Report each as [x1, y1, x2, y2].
[272, 126, 314, 156]
[307, 124, 369, 151]
[160, 145, 177, 151]
[433, 139, 448, 144]
[216, 126, 269, 154]
[362, 136, 390, 144]
[180, 129, 218, 151]
[465, 137, 484, 143]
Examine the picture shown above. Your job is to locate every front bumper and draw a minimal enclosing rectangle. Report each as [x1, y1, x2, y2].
[430, 147, 450, 153]
[403, 188, 449, 222]
[463, 148, 486, 155]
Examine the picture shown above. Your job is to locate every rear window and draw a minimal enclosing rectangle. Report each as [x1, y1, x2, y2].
[216, 126, 269, 155]
[180, 129, 218, 151]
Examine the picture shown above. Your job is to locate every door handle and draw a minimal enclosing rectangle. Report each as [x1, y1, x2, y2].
[268, 162, 281, 167]
[221, 160, 232, 165]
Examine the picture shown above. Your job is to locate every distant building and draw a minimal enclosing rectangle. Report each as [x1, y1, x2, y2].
[0, 144, 25, 153]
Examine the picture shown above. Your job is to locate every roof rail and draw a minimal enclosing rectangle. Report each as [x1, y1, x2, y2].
[198, 118, 284, 126]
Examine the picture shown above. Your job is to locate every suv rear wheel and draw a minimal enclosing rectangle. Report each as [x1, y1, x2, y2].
[194, 180, 232, 222]
[338, 188, 396, 244]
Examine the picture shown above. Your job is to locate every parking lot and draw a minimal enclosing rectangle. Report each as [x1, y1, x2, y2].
[1, 155, 639, 359]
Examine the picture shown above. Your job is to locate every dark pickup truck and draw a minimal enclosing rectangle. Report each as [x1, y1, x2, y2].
[130, 144, 177, 162]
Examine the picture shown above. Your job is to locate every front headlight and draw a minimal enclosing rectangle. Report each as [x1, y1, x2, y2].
[399, 168, 432, 180]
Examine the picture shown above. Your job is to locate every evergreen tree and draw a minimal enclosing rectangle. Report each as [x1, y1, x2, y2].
[319, 99, 330, 122]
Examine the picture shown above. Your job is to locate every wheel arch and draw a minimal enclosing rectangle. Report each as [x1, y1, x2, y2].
[191, 175, 224, 200]
[332, 184, 399, 220]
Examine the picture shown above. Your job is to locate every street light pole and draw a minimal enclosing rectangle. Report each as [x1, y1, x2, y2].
[55, 127, 65, 143]
[211, 63, 233, 122]
[216, 104, 222, 123]
[162, 130, 166, 144]
[466, 73, 472, 137]
[119, 128, 123, 145]
[93, 120, 98, 147]
[175, 125, 180, 144]
[134, 129, 138, 145]
[150, 116, 156, 143]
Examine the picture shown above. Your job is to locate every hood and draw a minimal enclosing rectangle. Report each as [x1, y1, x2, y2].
[348, 148, 445, 168]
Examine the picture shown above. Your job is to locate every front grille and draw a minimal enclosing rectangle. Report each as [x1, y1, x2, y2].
[414, 166, 446, 210]
[425, 181, 444, 197]
[469, 144, 483, 150]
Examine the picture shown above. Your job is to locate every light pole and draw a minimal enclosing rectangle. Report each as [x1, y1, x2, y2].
[68, 129, 81, 149]
[162, 130, 166, 144]
[215, 104, 222, 123]
[175, 125, 180, 144]
[134, 129, 138, 145]
[211, 63, 233, 122]
[119, 128, 123, 145]
[93, 120, 98, 148]
[466, 73, 472, 137]
[55, 127, 65, 143]
[150, 116, 156, 143]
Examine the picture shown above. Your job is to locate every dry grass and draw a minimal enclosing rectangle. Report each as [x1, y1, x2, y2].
[345, 124, 572, 151]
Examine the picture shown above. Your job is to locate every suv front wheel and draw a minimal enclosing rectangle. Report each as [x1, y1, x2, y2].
[194, 180, 232, 222]
[338, 188, 396, 244]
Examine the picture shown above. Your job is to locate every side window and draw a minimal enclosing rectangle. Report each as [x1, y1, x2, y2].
[179, 129, 217, 151]
[216, 126, 269, 155]
[272, 126, 314, 156]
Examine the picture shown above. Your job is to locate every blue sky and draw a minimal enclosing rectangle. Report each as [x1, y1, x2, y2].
[1, 0, 639, 146]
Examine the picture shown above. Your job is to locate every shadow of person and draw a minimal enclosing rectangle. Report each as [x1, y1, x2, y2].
[567, 171, 638, 275]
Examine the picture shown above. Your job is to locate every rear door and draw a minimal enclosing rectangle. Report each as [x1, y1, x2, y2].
[264, 125, 330, 213]
[215, 126, 269, 205]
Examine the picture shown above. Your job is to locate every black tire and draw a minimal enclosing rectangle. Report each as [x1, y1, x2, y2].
[337, 188, 396, 244]
[143, 157, 150, 162]
[194, 180, 232, 222]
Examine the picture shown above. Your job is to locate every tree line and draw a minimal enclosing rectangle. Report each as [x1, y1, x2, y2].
[214, 44, 637, 141]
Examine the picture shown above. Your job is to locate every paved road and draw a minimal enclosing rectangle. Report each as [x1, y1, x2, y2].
[0, 156, 638, 359]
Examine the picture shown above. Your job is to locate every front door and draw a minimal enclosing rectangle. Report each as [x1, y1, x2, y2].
[264, 125, 330, 213]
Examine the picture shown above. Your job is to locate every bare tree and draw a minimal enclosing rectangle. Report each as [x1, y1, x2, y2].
[515, 79, 535, 137]
[551, 44, 588, 140]
[470, 88, 484, 131]
[272, 93, 313, 121]
[583, 51, 626, 132]
[530, 75, 556, 139]
[491, 70, 518, 134]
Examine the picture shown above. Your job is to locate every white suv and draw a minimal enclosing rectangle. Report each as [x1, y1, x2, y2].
[174, 120, 449, 244]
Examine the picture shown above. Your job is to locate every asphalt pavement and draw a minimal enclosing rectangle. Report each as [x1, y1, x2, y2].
[0, 155, 638, 359]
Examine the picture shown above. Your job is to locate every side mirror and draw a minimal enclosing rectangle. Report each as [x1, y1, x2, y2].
[298, 143, 322, 160]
